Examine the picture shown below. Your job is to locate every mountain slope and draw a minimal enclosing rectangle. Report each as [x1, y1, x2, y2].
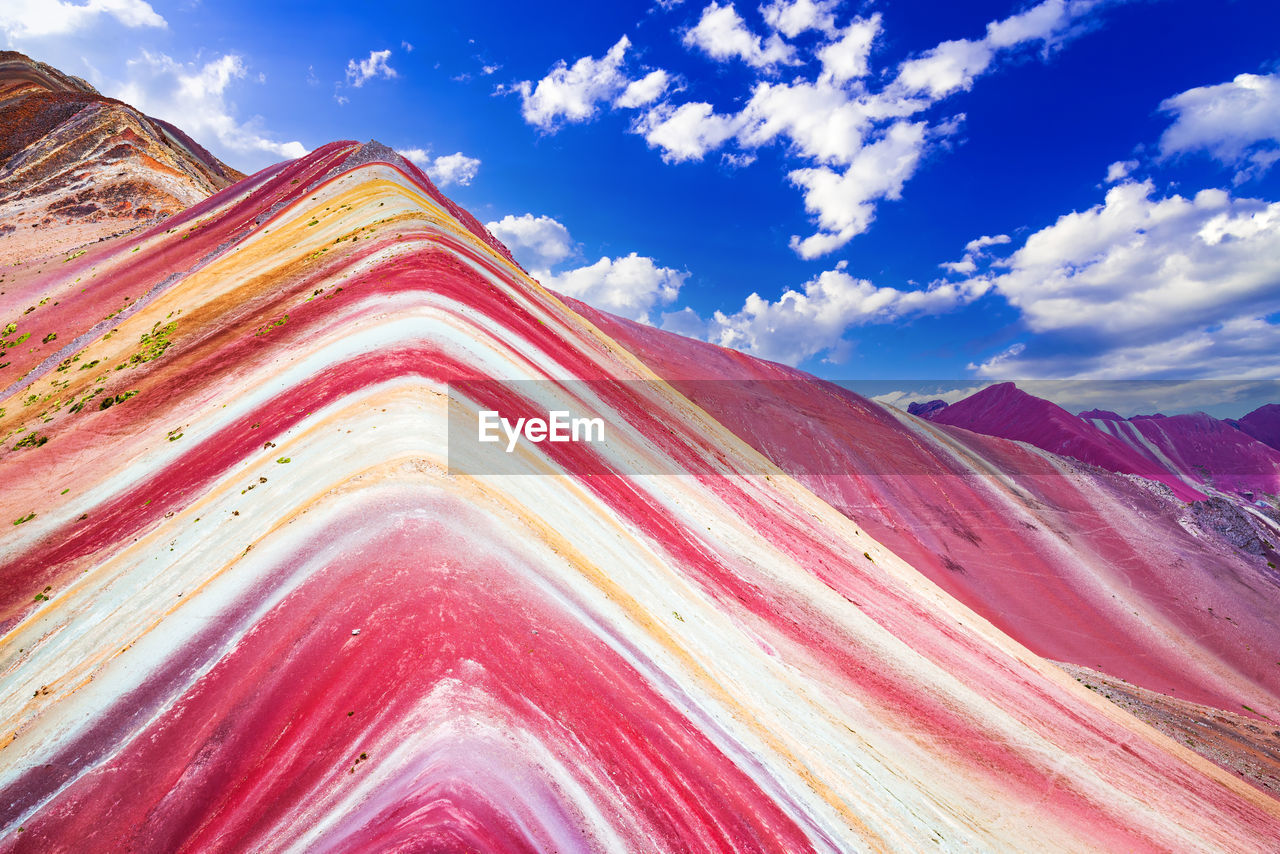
[1083, 409, 1280, 498]
[1237, 404, 1280, 452]
[564, 301, 1280, 724]
[0, 51, 242, 266]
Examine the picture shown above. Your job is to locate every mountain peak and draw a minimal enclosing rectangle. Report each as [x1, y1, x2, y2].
[1078, 408, 1123, 420]
[907, 399, 948, 419]
[932, 382, 1205, 500]
[0, 52, 243, 265]
[1237, 403, 1280, 452]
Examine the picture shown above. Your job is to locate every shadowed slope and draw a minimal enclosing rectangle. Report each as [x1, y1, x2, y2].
[1237, 404, 1280, 453]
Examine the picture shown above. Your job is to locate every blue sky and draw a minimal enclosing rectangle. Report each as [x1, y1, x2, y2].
[4, 0, 1279, 414]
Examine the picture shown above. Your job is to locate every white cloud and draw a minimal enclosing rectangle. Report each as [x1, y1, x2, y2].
[972, 319, 1280, 381]
[942, 232, 1011, 273]
[615, 69, 671, 109]
[655, 0, 1113, 258]
[894, 0, 1105, 98]
[939, 257, 977, 275]
[736, 79, 871, 164]
[1104, 158, 1138, 183]
[485, 213, 577, 270]
[114, 51, 307, 169]
[400, 149, 482, 187]
[760, 0, 838, 38]
[1159, 71, 1280, 182]
[983, 181, 1280, 338]
[816, 15, 880, 85]
[702, 269, 987, 364]
[636, 101, 739, 163]
[964, 181, 1280, 378]
[486, 213, 685, 323]
[895, 37, 995, 99]
[964, 233, 1011, 254]
[985, 0, 1098, 48]
[786, 120, 928, 257]
[511, 0, 1121, 260]
[425, 151, 480, 187]
[544, 253, 686, 323]
[515, 36, 634, 130]
[346, 49, 397, 88]
[683, 1, 796, 70]
[0, 0, 164, 39]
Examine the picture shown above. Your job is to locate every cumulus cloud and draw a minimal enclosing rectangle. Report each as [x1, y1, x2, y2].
[816, 15, 880, 85]
[114, 51, 307, 169]
[346, 49, 397, 87]
[485, 213, 577, 270]
[486, 213, 686, 323]
[983, 181, 1280, 337]
[941, 233, 1011, 273]
[632, 0, 1116, 257]
[786, 121, 928, 258]
[964, 233, 1011, 254]
[1104, 158, 1138, 183]
[514, 36, 675, 131]
[895, 0, 1104, 98]
[635, 101, 739, 162]
[506, 0, 1122, 259]
[615, 69, 671, 109]
[761, 0, 838, 38]
[683, 1, 796, 70]
[697, 269, 987, 365]
[1159, 71, 1280, 183]
[894, 37, 995, 100]
[736, 78, 878, 165]
[0, 0, 164, 40]
[399, 148, 481, 187]
[971, 319, 1280, 381]
[425, 151, 480, 187]
[939, 257, 977, 275]
[544, 254, 686, 323]
[964, 180, 1280, 378]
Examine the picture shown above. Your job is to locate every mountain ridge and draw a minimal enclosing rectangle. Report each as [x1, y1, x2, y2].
[0, 50, 243, 266]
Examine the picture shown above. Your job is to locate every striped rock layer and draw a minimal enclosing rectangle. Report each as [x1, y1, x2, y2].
[0, 51, 242, 267]
[0, 141, 1278, 852]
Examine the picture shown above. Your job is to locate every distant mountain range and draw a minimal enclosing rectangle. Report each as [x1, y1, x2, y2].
[911, 382, 1280, 500]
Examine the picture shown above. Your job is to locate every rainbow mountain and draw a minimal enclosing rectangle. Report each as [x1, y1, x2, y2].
[1, 57, 1278, 852]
